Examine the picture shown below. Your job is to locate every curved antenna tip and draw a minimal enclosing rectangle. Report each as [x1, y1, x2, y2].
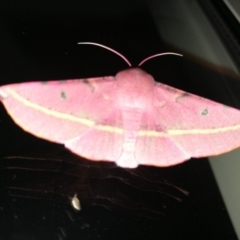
[77, 42, 132, 67]
[138, 52, 183, 66]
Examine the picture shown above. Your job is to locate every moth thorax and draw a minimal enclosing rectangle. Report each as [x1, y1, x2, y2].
[116, 68, 154, 109]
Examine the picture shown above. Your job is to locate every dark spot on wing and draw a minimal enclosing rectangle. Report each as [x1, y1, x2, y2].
[61, 91, 67, 99]
[176, 92, 191, 102]
[180, 92, 190, 98]
[82, 79, 89, 84]
[223, 104, 230, 109]
[58, 80, 67, 84]
[41, 81, 48, 85]
[201, 108, 208, 116]
[82, 79, 95, 92]
[165, 86, 178, 93]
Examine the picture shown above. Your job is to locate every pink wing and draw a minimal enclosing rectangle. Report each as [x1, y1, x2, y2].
[135, 82, 240, 167]
[0, 77, 124, 162]
[2, 71, 240, 168]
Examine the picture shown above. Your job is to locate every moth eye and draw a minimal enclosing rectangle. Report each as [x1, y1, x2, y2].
[201, 108, 208, 116]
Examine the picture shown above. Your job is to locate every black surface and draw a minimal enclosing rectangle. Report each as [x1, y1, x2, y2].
[0, 1, 238, 239]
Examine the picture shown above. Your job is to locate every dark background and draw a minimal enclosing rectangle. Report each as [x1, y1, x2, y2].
[0, 0, 239, 239]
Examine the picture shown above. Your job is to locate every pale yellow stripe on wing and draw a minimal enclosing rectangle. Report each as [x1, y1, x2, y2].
[95, 125, 123, 134]
[6, 88, 124, 134]
[138, 123, 240, 137]
[6, 88, 94, 126]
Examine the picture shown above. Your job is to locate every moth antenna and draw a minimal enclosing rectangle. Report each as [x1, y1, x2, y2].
[78, 42, 132, 67]
[138, 52, 183, 66]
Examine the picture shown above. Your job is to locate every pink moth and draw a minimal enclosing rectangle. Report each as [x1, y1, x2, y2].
[1, 42, 240, 168]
